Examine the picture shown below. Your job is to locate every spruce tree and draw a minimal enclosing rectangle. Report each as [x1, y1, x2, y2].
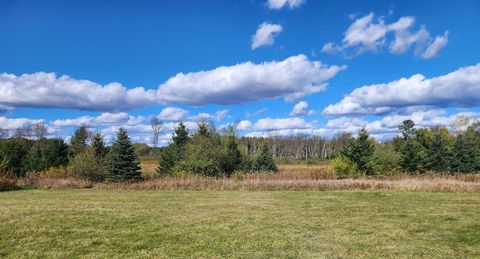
[172, 122, 189, 147]
[398, 120, 427, 173]
[252, 143, 277, 172]
[452, 134, 479, 173]
[223, 135, 242, 175]
[106, 128, 141, 182]
[70, 125, 89, 156]
[427, 130, 451, 172]
[341, 128, 374, 174]
[92, 133, 107, 159]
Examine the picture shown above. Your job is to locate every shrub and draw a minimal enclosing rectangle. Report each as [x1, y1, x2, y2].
[0, 175, 18, 191]
[329, 156, 360, 179]
[69, 150, 105, 181]
[252, 144, 278, 172]
[367, 144, 401, 175]
[40, 166, 70, 178]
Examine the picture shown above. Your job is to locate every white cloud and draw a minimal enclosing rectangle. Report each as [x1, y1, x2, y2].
[251, 23, 283, 49]
[157, 54, 346, 105]
[236, 120, 252, 131]
[52, 112, 144, 127]
[267, 0, 305, 10]
[246, 108, 268, 118]
[0, 72, 157, 112]
[253, 117, 314, 131]
[290, 101, 315, 116]
[157, 107, 189, 121]
[323, 12, 448, 59]
[421, 32, 449, 59]
[0, 117, 43, 130]
[324, 63, 480, 116]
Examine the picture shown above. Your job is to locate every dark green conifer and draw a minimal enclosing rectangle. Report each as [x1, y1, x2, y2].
[106, 128, 141, 182]
[252, 143, 277, 172]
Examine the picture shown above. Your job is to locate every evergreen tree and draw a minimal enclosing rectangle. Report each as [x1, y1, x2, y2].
[70, 126, 89, 156]
[197, 121, 209, 136]
[398, 120, 426, 173]
[252, 143, 277, 172]
[156, 146, 178, 176]
[172, 122, 189, 147]
[106, 128, 141, 182]
[42, 138, 69, 168]
[0, 139, 28, 176]
[452, 134, 480, 173]
[92, 133, 107, 158]
[427, 130, 452, 172]
[223, 135, 242, 175]
[341, 128, 374, 174]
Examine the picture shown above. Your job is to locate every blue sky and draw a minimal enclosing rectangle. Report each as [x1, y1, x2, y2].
[1, 0, 480, 144]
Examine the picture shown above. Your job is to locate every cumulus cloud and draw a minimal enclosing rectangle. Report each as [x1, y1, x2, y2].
[0, 72, 157, 112]
[266, 0, 305, 10]
[253, 117, 314, 131]
[157, 107, 189, 121]
[157, 54, 346, 105]
[322, 12, 448, 58]
[251, 23, 283, 49]
[290, 101, 315, 116]
[52, 112, 144, 127]
[1, 56, 345, 111]
[236, 120, 252, 131]
[0, 117, 44, 130]
[324, 63, 480, 116]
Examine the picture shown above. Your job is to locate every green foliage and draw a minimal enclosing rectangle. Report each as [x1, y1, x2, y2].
[252, 143, 278, 172]
[329, 155, 359, 178]
[157, 146, 178, 176]
[399, 120, 427, 173]
[452, 134, 480, 173]
[427, 129, 452, 172]
[223, 135, 242, 175]
[22, 138, 69, 174]
[68, 149, 105, 181]
[106, 128, 141, 182]
[172, 122, 189, 147]
[367, 143, 401, 175]
[0, 139, 28, 177]
[341, 128, 374, 174]
[70, 126, 89, 157]
[92, 133, 107, 158]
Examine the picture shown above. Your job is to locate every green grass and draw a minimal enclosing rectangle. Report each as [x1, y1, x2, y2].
[1, 190, 479, 258]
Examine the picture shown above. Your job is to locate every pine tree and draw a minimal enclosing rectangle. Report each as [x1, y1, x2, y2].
[427, 130, 452, 172]
[398, 120, 427, 173]
[341, 128, 374, 174]
[70, 126, 89, 156]
[106, 128, 141, 182]
[156, 146, 178, 176]
[452, 134, 479, 173]
[252, 143, 277, 172]
[172, 122, 189, 147]
[223, 135, 242, 175]
[92, 133, 107, 158]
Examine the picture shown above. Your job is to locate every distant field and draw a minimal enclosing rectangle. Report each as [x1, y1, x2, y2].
[1, 190, 479, 257]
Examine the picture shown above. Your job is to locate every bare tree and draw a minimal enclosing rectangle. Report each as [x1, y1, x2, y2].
[453, 115, 470, 135]
[33, 122, 48, 140]
[150, 117, 163, 156]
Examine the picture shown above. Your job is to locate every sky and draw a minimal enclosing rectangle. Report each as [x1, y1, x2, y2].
[1, 0, 480, 145]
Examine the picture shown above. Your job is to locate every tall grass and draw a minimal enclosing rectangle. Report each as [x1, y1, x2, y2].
[4, 163, 480, 192]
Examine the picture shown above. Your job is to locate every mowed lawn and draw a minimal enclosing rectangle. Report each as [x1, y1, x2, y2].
[1, 190, 479, 258]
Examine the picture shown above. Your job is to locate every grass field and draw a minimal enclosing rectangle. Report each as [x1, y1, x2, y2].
[1, 190, 479, 258]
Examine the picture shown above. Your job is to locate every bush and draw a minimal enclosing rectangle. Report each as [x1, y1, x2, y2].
[367, 144, 401, 175]
[329, 156, 360, 179]
[68, 150, 105, 181]
[40, 166, 70, 178]
[252, 144, 278, 172]
[0, 175, 18, 191]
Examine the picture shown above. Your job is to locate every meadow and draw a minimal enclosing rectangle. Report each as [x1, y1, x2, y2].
[1, 189, 479, 258]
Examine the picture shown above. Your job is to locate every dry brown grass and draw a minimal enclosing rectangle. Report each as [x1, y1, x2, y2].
[5, 163, 480, 192]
